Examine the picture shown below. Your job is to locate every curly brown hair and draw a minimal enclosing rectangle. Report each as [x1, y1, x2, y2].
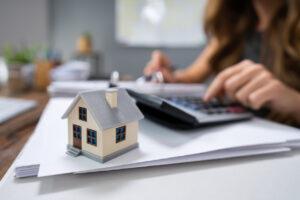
[204, 0, 300, 90]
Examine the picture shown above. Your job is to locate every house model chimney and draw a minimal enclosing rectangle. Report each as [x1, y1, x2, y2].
[105, 88, 118, 108]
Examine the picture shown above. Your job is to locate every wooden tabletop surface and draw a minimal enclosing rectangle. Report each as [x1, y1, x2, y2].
[0, 90, 49, 180]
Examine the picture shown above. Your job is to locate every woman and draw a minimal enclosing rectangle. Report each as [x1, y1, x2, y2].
[144, 0, 300, 125]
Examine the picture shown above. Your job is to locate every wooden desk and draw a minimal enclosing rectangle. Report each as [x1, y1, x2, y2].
[0, 91, 49, 180]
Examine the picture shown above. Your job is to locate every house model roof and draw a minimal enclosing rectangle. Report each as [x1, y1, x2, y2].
[62, 88, 144, 130]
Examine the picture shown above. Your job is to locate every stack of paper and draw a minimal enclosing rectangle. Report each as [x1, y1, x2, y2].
[0, 98, 37, 124]
[14, 98, 300, 178]
[50, 61, 89, 81]
[47, 81, 207, 97]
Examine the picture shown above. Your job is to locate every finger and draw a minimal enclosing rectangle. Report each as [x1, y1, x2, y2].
[161, 53, 171, 68]
[151, 51, 164, 69]
[204, 59, 253, 101]
[161, 68, 174, 83]
[235, 71, 272, 106]
[248, 80, 278, 110]
[224, 63, 265, 102]
[144, 61, 156, 76]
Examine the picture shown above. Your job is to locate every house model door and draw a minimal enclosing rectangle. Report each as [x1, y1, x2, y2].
[73, 124, 82, 149]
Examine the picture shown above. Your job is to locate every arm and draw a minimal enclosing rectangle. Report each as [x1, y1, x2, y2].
[174, 38, 218, 83]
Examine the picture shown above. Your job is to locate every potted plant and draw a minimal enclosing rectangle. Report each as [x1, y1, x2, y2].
[76, 31, 92, 54]
[1, 44, 38, 94]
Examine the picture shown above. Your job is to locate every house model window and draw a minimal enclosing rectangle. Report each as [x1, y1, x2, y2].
[87, 129, 97, 146]
[79, 107, 87, 121]
[116, 126, 126, 143]
[73, 125, 82, 139]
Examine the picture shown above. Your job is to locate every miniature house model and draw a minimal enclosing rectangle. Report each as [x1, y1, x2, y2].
[62, 88, 144, 163]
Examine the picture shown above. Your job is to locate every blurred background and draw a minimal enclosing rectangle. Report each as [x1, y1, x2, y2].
[0, 0, 207, 93]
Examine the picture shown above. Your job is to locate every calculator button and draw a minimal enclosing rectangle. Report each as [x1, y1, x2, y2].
[187, 104, 198, 110]
[218, 108, 230, 113]
[212, 109, 222, 114]
[201, 110, 209, 114]
[169, 98, 179, 103]
[178, 101, 187, 106]
[206, 109, 218, 115]
[203, 105, 213, 109]
[214, 109, 224, 114]
[194, 106, 203, 111]
[226, 106, 246, 113]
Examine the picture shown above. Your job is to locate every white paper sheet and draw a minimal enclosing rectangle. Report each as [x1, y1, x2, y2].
[76, 147, 291, 174]
[47, 81, 207, 97]
[34, 98, 300, 177]
[14, 101, 56, 178]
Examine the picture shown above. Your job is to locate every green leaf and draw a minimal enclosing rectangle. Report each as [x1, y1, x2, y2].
[2, 44, 39, 66]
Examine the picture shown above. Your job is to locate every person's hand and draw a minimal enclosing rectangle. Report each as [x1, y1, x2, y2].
[204, 59, 300, 123]
[144, 50, 176, 83]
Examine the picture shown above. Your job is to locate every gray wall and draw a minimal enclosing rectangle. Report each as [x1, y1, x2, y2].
[50, 0, 205, 78]
[0, 0, 49, 54]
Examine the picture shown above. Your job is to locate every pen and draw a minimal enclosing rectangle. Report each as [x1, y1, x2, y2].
[136, 65, 176, 84]
[136, 71, 164, 84]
